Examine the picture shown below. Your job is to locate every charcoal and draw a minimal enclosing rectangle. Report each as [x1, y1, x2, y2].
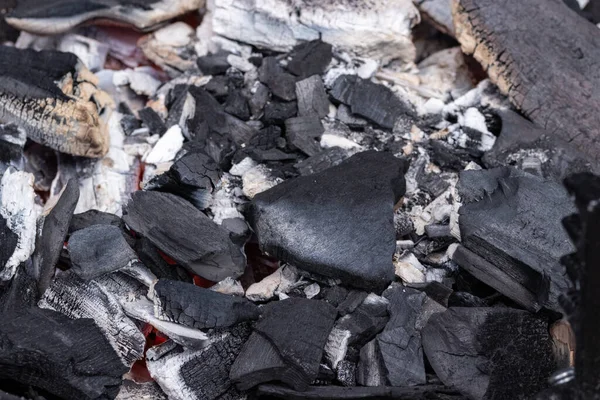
[0, 307, 127, 400]
[336, 360, 357, 386]
[205, 75, 230, 100]
[263, 100, 298, 124]
[357, 339, 386, 387]
[221, 217, 251, 247]
[0, 215, 17, 280]
[166, 84, 192, 128]
[422, 307, 555, 400]
[123, 191, 246, 282]
[39, 271, 145, 367]
[34, 179, 79, 296]
[249, 126, 282, 150]
[226, 68, 245, 88]
[336, 104, 368, 129]
[285, 115, 324, 156]
[287, 40, 333, 78]
[330, 75, 415, 130]
[249, 82, 270, 118]
[68, 210, 124, 234]
[0, 268, 37, 312]
[230, 298, 336, 391]
[0, 124, 25, 175]
[448, 291, 489, 308]
[147, 323, 252, 400]
[152, 279, 259, 329]
[23, 142, 56, 192]
[249, 151, 407, 290]
[394, 211, 415, 238]
[197, 51, 231, 76]
[135, 237, 190, 282]
[407, 282, 453, 308]
[295, 75, 329, 118]
[425, 224, 452, 238]
[120, 114, 142, 136]
[139, 107, 167, 136]
[337, 290, 370, 317]
[294, 147, 350, 176]
[68, 225, 138, 281]
[258, 57, 297, 101]
[224, 89, 250, 120]
[457, 167, 575, 312]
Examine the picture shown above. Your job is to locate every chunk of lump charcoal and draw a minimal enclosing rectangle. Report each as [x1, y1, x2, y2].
[258, 57, 297, 101]
[230, 298, 337, 391]
[151, 279, 259, 330]
[123, 191, 246, 282]
[296, 75, 329, 118]
[287, 40, 333, 78]
[249, 151, 407, 291]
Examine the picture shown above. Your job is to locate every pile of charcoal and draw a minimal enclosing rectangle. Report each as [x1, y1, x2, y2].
[0, 0, 599, 399]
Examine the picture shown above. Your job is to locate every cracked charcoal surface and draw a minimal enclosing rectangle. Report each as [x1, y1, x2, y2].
[249, 151, 407, 290]
[258, 57, 297, 102]
[287, 40, 333, 78]
[153, 279, 259, 330]
[295, 75, 329, 118]
[285, 115, 324, 156]
[123, 191, 245, 282]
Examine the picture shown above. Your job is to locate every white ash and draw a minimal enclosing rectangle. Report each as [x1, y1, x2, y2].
[320, 133, 363, 151]
[356, 58, 379, 79]
[417, 47, 473, 100]
[394, 252, 427, 284]
[210, 277, 245, 297]
[241, 164, 282, 199]
[58, 34, 109, 72]
[245, 264, 299, 302]
[409, 174, 457, 235]
[229, 157, 258, 177]
[324, 328, 352, 370]
[303, 282, 321, 299]
[113, 68, 162, 97]
[116, 381, 166, 400]
[140, 22, 198, 77]
[121, 261, 158, 288]
[154, 21, 196, 47]
[144, 125, 185, 165]
[209, 173, 246, 224]
[147, 346, 204, 400]
[227, 54, 256, 73]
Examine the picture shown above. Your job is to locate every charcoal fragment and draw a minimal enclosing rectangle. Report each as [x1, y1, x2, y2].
[258, 57, 297, 101]
[249, 82, 270, 118]
[263, 100, 298, 124]
[120, 114, 142, 136]
[257, 383, 464, 399]
[295, 75, 329, 118]
[204, 75, 230, 100]
[294, 147, 350, 176]
[224, 89, 250, 120]
[336, 104, 368, 129]
[0, 215, 18, 280]
[196, 51, 231, 76]
[135, 237, 190, 282]
[285, 115, 324, 156]
[139, 107, 167, 136]
[287, 40, 333, 78]
[68, 210, 124, 234]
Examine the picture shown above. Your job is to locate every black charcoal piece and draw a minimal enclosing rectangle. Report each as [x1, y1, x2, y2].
[135, 237, 190, 282]
[425, 224, 452, 239]
[249, 151, 407, 290]
[287, 40, 333, 78]
[0, 124, 25, 174]
[294, 147, 350, 176]
[123, 191, 245, 282]
[357, 339, 386, 387]
[68, 209, 124, 234]
[457, 167, 575, 312]
[285, 115, 324, 156]
[258, 57, 297, 101]
[336, 104, 368, 129]
[336, 360, 356, 386]
[165, 84, 191, 128]
[0, 268, 37, 312]
[0, 215, 18, 277]
[68, 224, 138, 281]
[34, 179, 79, 296]
[145, 151, 221, 210]
[263, 100, 298, 124]
[0, 307, 127, 400]
[224, 89, 250, 120]
[230, 298, 336, 391]
[120, 114, 141, 136]
[249, 126, 283, 150]
[330, 75, 415, 130]
[197, 51, 231, 76]
[153, 279, 259, 329]
[139, 107, 167, 136]
[422, 307, 555, 400]
[376, 284, 426, 386]
[204, 75, 230, 100]
[249, 82, 270, 118]
[295, 75, 329, 118]
[257, 383, 464, 399]
[394, 210, 414, 238]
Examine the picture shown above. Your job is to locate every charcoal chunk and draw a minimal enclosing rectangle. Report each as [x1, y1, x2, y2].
[139, 107, 167, 136]
[0, 215, 17, 277]
[295, 75, 329, 118]
[258, 57, 297, 101]
[123, 191, 245, 282]
[263, 100, 298, 124]
[287, 40, 333, 78]
[294, 147, 350, 176]
[330, 75, 415, 130]
[224, 89, 250, 120]
[0, 307, 127, 400]
[230, 298, 336, 391]
[249, 82, 270, 118]
[0, 124, 25, 174]
[285, 115, 324, 156]
[336, 104, 368, 129]
[197, 51, 231, 76]
[152, 279, 259, 330]
[249, 151, 407, 290]
[135, 237, 190, 282]
[204, 75, 230, 100]
[422, 307, 556, 400]
[68, 210, 123, 234]
[120, 114, 141, 136]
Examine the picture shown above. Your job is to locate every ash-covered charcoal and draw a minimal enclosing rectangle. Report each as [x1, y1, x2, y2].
[68, 209, 124, 234]
[357, 339, 385, 387]
[296, 75, 329, 118]
[119, 114, 141, 136]
[152, 279, 259, 329]
[257, 383, 464, 399]
[249, 151, 407, 291]
[224, 89, 251, 120]
[0, 307, 127, 400]
[294, 147, 351, 176]
[457, 167, 575, 312]
[258, 57, 297, 102]
[336, 105, 368, 129]
[285, 115, 324, 156]
[245, 264, 299, 302]
[6, 0, 204, 34]
[230, 298, 337, 391]
[145, 151, 221, 210]
[33, 179, 79, 297]
[330, 75, 415, 130]
[116, 381, 166, 400]
[422, 307, 556, 400]
[139, 107, 168, 137]
[263, 100, 298, 125]
[249, 82, 270, 118]
[39, 271, 145, 367]
[287, 40, 333, 78]
[123, 191, 246, 282]
[0, 124, 26, 175]
[135, 237, 190, 282]
[210, 276, 245, 297]
[242, 164, 283, 198]
[0, 46, 110, 158]
[0, 216, 18, 284]
[68, 224, 139, 281]
[414, 0, 455, 37]
[197, 51, 231, 76]
[147, 323, 252, 400]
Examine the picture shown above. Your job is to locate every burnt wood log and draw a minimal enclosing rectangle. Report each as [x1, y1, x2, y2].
[452, 0, 600, 165]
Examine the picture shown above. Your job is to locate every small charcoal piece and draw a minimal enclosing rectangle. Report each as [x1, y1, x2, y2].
[68, 209, 124, 234]
[336, 104, 368, 129]
[249, 151, 407, 290]
[263, 100, 298, 124]
[0, 124, 25, 175]
[0, 307, 127, 400]
[224, 89, 250, 120]
[422, 307, 556, 400]
[145, 151, 221, 210]
[0, 268, 37, 312]
[296, 75, 329, 118]
[120, 114, 142, 136]
[294, 147, 350, 176]
[148, 324, 252, 400]
[285, 115, 324, 156]
[123, 191, 245, 282]
[0, 215, 18, 282]
[457, 167, 575, 312]
[68, 224, 138, 281]
[230, 298, 336, 391]
[0, 46, 109, 157]
[6, 0, 203, 34]
[248, 125, 283, 151]
[330, 75, 415, 130]
[453, 0, 600, 165]
[258, 57, 297, 101]
[152, 279, 259, 329]
[135, 238, 190, 282]
[249, 82, 270, 118]
[196, 51, 231, 76]
[257, 383, 464, 399]
[34, 179, 79, 296]
[287, 40, 333, 78]
[139, 107, 168, 136]
[204, 75, 230, 100]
